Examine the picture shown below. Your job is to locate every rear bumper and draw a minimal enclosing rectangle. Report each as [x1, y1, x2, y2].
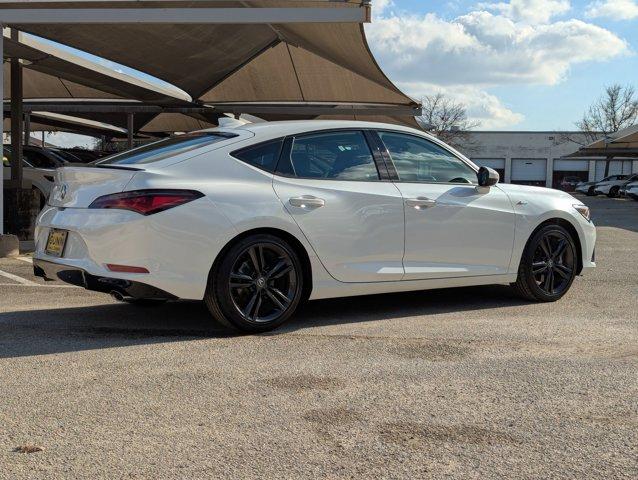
[34, 259, 177, 300]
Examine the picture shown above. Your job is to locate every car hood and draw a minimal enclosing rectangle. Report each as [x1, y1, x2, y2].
[497, 183, 578, 202]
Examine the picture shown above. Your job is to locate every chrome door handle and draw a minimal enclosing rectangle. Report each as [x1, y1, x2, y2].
[289, 196, 325, 209]
[405, 197, 437, 209]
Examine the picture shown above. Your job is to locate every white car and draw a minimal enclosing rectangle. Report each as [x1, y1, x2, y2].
[33, 121, 596, 332]
[2, 146, 56, 206]
[624, 181, 638, 200]
[575, 175, 621, 196]
[594, 174, 636, 198]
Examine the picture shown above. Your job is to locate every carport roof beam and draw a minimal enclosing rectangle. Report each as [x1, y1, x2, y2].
[0, 7, 369, 24]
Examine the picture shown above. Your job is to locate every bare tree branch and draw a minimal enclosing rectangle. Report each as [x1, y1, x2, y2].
[417, 93, 480, 150]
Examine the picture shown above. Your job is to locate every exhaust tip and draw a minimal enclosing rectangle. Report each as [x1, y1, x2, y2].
[110, 290, 132, 302]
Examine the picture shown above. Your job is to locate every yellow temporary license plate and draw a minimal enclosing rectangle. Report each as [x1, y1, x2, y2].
[45, 229, 68, 257]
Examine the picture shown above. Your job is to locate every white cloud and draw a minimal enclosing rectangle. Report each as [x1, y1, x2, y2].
[365, 5, 629, 129]
[399, 82, 525, 129]
[586, 0, 638, 20]
[367, 11, 628, 87]
[373, 0, 394, 18]
[478, 0, 571, 24]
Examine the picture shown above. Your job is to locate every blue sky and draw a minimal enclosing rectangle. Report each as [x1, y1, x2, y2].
[365, 0, 638, 130]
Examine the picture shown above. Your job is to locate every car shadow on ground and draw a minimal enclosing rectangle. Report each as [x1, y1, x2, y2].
[0, 284, 529, 359]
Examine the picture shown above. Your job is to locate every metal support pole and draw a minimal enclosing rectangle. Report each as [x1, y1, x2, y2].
[23, 113, 30, 145]
[0, 30, 4, 235]
[126, 112, 134, 149]
[9, 28, 23, 235]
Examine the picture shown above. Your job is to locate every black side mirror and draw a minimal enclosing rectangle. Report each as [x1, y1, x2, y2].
[477, 166, 499, 187]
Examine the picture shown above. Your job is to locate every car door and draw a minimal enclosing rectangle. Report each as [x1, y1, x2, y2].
[272, 129, 405, 283]
[375, 130, 516, 280]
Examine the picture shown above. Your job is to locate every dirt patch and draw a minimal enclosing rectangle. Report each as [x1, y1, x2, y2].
[379, 421, 518, 447]
[264, 374, 345, 392]
[303, 407, 361, 427]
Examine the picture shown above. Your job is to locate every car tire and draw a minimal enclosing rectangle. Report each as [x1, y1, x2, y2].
[607, 186, 619, 198]
[204, 234, 304, 333]
[513, 224, 578, 302]
[586, 186, 596, 196]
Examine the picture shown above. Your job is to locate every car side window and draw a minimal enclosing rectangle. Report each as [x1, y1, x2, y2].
[276, 131, 380, 181]
[378, 131, 477, 184]
[25, 151, 54, 169]
[232, 140, 283, 173]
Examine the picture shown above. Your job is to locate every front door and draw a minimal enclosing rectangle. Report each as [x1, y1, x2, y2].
[272, 130, 405, 283]
[376, 130, 516, 280]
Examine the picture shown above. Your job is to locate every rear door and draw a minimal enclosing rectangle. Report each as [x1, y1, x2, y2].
[272, 129, 405, 283]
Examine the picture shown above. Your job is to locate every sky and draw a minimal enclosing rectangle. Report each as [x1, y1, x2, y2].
[365, 0, 638, 130]
[35, 0, 638, 147]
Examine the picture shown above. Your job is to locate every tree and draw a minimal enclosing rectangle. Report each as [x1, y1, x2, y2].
[574, 84, 638, 176]
[416, 93, 480, 150]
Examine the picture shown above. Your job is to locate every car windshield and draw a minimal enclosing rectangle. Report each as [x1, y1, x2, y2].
[96, 132, 238, 166]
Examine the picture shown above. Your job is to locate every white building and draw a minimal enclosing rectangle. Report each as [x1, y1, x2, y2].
[454, 131, 638, 189]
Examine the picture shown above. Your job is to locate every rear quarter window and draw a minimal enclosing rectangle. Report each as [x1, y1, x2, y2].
[97, 132, 237, 166]
[231, 140, 283, 173]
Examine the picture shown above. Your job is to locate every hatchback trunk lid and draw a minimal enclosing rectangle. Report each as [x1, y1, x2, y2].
[48, 166, 140, 208]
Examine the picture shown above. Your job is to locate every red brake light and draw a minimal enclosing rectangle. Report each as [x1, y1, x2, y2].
[89, 190, 204, 215]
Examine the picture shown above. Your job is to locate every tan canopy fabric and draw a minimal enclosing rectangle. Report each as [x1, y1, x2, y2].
[201, 42, 410, 105]
[565, 124, 638, 158]
[138, 113, 217, 134]
[4, 0, 419, 118]
[3, 32, 190, 103]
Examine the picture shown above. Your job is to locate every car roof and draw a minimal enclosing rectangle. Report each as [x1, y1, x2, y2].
[200, 120, 430, 142]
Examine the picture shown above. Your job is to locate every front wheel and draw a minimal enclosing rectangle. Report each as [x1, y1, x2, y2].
[607, 186, 619, 198]
[513, 224, 577, 302]
[205, 234, 304, 333]
[586, 186, 596, 196]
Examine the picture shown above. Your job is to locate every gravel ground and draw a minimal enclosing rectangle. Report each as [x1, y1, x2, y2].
[0, 195, 636, 479]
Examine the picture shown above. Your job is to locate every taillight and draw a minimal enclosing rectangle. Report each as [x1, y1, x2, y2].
[88, 190, 204, 215]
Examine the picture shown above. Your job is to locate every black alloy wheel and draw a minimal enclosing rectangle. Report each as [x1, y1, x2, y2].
[228, 243, 297, 323]
[513, 225, 577, 302]
[205, 234, 303, 332]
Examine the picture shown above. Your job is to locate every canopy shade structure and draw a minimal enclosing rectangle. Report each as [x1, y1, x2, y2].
[4, 110, 127, 136]
[564, 124, 638, 159]
[3, 30, 190, 104]
[0, 1, 420, 124]
[5, 99, 224, 133]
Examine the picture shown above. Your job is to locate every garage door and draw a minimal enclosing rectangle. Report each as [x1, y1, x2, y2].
[595, 160, 633, 180]
[554, 160, 589, 171]
[512, 159, 546, 186]
[472, 158, 505, 170]
[471, 158, 506, 182]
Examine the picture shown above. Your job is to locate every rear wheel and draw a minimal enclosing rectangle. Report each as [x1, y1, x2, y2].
[205, 234, 304, 333]
[608, 186, 620, 198]
[513, 224, 577, 302]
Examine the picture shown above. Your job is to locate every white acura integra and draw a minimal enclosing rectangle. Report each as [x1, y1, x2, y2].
[34, 121, 596, 332]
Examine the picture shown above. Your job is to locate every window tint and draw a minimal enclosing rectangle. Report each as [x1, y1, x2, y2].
[24, 150, 61, 169]
[379, 132, 476, 184]
[277, 131, 379, 181]
[97, 132, 237, 166]
[232, 140, 282, 173]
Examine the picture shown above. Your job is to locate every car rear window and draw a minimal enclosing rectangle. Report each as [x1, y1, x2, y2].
[97, 132, 237, 166]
